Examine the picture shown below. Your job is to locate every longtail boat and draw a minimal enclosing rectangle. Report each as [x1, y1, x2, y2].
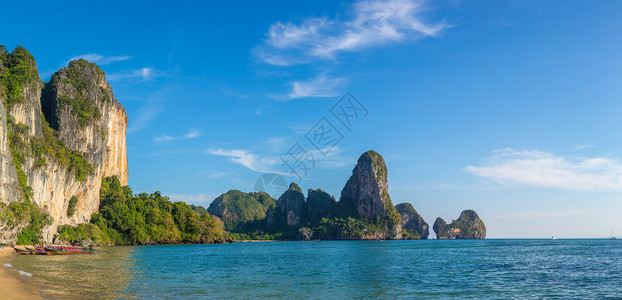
[44, 245, 94, 255]
[13, 246, 47, 255]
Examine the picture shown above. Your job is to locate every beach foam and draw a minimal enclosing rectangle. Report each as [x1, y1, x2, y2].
[3, 263, 12, 268]
[18, 270, 32, 277]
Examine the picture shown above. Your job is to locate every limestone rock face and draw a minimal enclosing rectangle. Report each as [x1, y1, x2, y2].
[297, 227, 313, 241]
[0, 48, 129, 243]
[42, 59, 128, 185]
[273, 183, 307, 228]
[433, 210, 486, 239]
[340, 150, 401, 238]
[395, 203, 429, 239]
[306, 189, 336, 224]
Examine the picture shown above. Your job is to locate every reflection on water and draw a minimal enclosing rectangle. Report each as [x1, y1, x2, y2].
[9, 247, 138, 299]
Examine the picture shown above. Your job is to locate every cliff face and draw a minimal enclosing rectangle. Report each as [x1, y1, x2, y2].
[42, 59, 128, 185]
[306, 189, 336, 224]
[340, 150, 402, 238]
[0, 47, 128, 243]
[433, 210, 486, 239]
[272, 183, 307, 228]
[395, 203, 429, 239]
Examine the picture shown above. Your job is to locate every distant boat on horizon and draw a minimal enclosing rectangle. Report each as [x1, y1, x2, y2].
[610, 228, 617, 240]
[552, 236, 557, 240]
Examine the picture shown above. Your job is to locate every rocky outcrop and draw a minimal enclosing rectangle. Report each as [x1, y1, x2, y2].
[207, 190, 275, 230]
[306, 189, 336, 224]
[297, 227, 313, 241]
[0, 47, 128, 243]
[271, 183, 307, 228]
[42, 59, 128, 185]
[433, 210, 486, 239]
[340, 150, 402, 238]
[395, 203, 429, 239]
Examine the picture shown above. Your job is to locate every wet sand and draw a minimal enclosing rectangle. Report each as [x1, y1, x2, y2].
[0, 247, 43, 300]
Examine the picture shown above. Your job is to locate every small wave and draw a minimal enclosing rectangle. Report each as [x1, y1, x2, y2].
[18, 270, 33, 277]
[3, 263, 12, 268]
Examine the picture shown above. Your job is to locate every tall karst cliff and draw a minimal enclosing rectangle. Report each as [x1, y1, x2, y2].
[340, 150, 402, 239]
[0, 46, 128, 243]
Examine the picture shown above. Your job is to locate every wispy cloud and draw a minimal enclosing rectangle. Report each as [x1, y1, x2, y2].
[256, 0, 446, 65]
[65, 53, 132, 66]
[276, 74, 348, 100]
[574, 144, 595, 150]
[206, 148, 283, 174]
[127, 105, 162, 133]
[168, 193, 218, 206]
[154, 129, 201, 142]
[206, 145, 351, 176]
[466, 148, 622, 191]
[107, 67, 163, 81]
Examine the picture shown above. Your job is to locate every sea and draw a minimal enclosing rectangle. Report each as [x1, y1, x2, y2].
[3, 239, 622, 299]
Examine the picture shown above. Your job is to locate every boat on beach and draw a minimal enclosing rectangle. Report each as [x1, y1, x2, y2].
[44, 245, 94, 255]
[13, 246, 47, 255]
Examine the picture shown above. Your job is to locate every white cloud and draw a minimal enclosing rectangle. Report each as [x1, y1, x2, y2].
[466, 148, 622, 191]
[256, 0, 446, 65]
[127, 105, 162, 133]
[206, 148, 283, 174]
[206, 144, 351, 176]
[278, 74, 348, 100]
[574, 144, 595, 150]
[154, 129, 201, 142]
[65, 53, 132, 66]
[107, 67, 162, 81]
[168, 193, 218, 206]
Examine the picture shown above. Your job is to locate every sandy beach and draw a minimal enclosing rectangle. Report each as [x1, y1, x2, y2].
[0, 247, 43, 300]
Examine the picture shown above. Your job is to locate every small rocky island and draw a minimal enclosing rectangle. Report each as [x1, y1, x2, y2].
[433, 210, 486, 239]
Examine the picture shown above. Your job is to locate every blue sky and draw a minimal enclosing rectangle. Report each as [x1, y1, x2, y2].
[3, 0, 622, 238]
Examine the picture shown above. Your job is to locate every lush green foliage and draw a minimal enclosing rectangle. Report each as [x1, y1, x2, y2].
[311, 217, 391, 240]
[6, 120, 34, 199]
[58, 176, 228, 245]
[50, 59, 107, 127]
[67, 196, 78, 217]
[0, 200, 53, 245]
[16, 228, 39, 245]
[0, 45, 40, 109]
[208, 190, 275, 231]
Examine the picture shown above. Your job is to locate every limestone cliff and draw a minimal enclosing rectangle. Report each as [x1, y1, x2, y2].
[0, 46, 128, 243]
[340, 150, 402, 238]
[271, 183, 307, 228]
[306, 188, 336, 224]
[395, 203, 429, 239]
[433, 210, 486, 239]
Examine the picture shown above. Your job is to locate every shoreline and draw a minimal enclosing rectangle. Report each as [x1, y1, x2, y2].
[0, 247, 43, 299]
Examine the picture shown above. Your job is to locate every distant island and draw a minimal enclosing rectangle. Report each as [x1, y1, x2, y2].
[207, 150, 486, 241]
[0, 45, 485, 246]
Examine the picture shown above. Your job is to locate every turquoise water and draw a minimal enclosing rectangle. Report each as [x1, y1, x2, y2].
[6, 239, 622, 298]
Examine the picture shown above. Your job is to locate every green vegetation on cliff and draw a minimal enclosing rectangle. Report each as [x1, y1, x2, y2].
[207, 190, 275, 231]
[433, 210, 486, 239]
[311, 216, 396, 240]
[0, 45, 40, 109]
[49, 59, 108, 127]
[57, 176, 229, 245]
[67, 196, 78, 217]
[0, 200, 52, 245]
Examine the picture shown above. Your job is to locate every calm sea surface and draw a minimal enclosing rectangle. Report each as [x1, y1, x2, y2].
[5, 239, 622, 299]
